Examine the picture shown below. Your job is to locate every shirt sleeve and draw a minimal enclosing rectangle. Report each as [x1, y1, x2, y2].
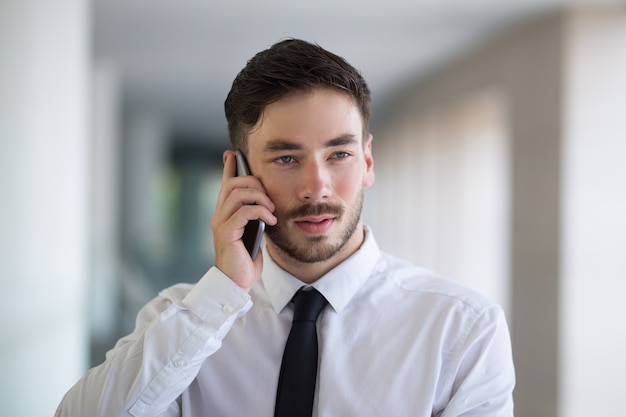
[54, 267, 253, 417]
[439, 305, 516, 417]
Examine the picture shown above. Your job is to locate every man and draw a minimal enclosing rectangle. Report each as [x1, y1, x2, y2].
[56, 39, 515, 416]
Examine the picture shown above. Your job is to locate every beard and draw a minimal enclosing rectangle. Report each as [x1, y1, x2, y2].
[265, 190, 364, 264]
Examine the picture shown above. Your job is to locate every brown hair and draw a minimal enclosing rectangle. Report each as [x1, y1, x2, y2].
[224, 39, 371, 152]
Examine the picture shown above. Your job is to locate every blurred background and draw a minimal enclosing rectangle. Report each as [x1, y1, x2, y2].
[1, 0, 625, 416]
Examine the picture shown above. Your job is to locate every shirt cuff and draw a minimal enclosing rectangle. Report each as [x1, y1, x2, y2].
[181, 266, 253, 329]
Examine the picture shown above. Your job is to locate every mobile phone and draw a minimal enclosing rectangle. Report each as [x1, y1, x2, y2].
[235, 150, 266, 260]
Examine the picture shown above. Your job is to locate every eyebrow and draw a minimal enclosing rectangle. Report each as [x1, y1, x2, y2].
[263, 135, 359, 152]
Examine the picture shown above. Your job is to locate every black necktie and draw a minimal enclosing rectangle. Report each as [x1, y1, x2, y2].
[274, 287, 328, 417]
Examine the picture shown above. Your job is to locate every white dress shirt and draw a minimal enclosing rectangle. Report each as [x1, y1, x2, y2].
[55, 228, 515, 417]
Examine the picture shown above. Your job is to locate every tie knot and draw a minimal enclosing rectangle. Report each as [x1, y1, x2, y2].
[292, 287, 327, 323]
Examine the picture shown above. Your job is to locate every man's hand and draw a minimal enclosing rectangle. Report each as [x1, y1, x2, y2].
[211, 151, 277, 291]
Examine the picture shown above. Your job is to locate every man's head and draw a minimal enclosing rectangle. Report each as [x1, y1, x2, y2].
[224, 39, 371, 153]
[224, 39, 375, 277]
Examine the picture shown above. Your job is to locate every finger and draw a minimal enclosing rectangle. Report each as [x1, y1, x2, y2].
[215, 151, 241, 211]
[222, 150, 237, 180]
[233, 204, 277, 228]
[217, 151, 269, 205]
[214, 183, 275, 221]
[211, 188, 277, 236]
[232, 186, 275, 212]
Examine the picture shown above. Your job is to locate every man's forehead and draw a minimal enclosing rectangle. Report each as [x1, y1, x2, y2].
[254, 88, 363, 123]
[246, 91, 364, 149]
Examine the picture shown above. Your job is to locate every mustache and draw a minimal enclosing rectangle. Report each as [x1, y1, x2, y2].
[284, 203, 343, 219]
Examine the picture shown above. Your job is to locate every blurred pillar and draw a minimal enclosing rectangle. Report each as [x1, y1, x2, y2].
[0, 1, 90, 416]
[559, 10, 626, 417]
[506, 16, 563, 417]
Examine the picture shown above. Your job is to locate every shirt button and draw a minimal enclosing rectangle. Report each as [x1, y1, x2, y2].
[222, 304, 234, 314]
[173, 358, 183, 368]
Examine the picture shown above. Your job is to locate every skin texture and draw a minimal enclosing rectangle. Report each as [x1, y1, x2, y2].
[212, 89, 375, 290]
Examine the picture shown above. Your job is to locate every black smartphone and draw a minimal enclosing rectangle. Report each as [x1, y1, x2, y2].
[235, 150, 266, 260]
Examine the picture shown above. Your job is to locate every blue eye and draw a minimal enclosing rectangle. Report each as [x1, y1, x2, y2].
[276, 155, 295, 164]
[332, 151, 350, 159]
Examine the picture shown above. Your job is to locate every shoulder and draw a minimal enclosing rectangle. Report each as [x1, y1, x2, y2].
[372, 251, 498, 314]
[366, 252, 511, 361]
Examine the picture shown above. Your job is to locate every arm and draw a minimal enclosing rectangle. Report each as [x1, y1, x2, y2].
[55, 152, 276, 417]
[55, 269, 252, 417]
[439, 306, 516, 417]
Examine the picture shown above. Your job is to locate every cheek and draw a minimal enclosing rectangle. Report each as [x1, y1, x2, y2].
[262, 177, 292, 206]
[335, 171, 363, 196]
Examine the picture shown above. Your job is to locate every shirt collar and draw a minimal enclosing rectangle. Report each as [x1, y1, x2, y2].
[260, 226, 380, 315]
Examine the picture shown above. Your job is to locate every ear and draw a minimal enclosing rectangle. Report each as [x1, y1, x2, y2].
[363, 133, 375, 188]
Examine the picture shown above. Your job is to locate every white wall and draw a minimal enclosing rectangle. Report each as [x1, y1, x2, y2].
[370, 90, 510, 312]
[0, 1, 90, 416]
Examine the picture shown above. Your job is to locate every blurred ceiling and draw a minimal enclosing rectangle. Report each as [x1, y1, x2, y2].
[93, 0, 619, 145]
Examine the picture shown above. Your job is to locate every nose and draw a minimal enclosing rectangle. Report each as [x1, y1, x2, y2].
[297, 159, 332, 202]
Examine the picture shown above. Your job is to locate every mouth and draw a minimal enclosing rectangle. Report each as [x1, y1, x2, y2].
[294, 216, 336, 235]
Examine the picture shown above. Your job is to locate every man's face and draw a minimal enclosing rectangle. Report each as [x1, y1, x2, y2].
[246, 89, 375, 265]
